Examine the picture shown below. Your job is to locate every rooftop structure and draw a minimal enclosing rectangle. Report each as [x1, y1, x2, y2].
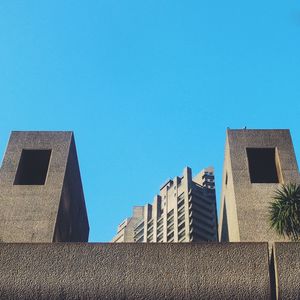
[219, 129, 300, 243]
[0, 131, 89, 242]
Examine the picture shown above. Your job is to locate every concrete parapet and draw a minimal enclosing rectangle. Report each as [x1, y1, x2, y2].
[0, 243, 271, 299]
[273, 242, 300, 300]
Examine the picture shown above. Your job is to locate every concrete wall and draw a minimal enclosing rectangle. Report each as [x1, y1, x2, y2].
[273, 242, 300, 300]
[0, 131, 89, 243]
[53, 135, 89, 242]
[0, 243, 271, 300]
[219, 129, 300, 243]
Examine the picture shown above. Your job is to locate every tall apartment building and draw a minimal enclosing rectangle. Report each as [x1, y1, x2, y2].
[112, 206, 144, 243]
[112, 167, 218, 243]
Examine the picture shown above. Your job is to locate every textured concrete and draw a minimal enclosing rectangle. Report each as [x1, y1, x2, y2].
[219, 129, 300, 243]
[0, 131, 89, 242]
[273, 242, 300, 300]
[0, 243, 271, 299]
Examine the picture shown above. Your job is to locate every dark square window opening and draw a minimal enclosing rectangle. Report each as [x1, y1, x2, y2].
[14, 149, 51, 185]
[246, 148, 279, 183]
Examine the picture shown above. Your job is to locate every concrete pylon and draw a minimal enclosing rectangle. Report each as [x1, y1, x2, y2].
[219, 129, 300, 242]
[0, 131, 89, 242]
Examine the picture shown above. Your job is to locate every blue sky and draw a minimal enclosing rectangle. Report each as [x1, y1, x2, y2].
[0, 1, 299, 241]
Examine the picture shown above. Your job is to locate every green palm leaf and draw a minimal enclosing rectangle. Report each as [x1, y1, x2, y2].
[268, 183, 300, 241]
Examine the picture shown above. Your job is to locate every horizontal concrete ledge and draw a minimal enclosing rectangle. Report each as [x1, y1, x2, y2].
[0, 243, 271, 300]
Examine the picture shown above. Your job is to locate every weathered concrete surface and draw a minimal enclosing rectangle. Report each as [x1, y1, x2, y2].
[273, 243, 300, 300]
[0, 243, 271, 299]
[0, 131, 89, 242]
[219, 129, 300, 243]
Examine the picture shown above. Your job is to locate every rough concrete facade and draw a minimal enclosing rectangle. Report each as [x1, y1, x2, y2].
[273, 242, 300, 300]
[1, 130, 300, 299]
[0, 243, 271, 300]
[0, 131, 89, 242]
[219, 129, 300, 243]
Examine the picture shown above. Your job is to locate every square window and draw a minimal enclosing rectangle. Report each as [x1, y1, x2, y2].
[246, 148, 279, 183]
[14, 149, 51, 185]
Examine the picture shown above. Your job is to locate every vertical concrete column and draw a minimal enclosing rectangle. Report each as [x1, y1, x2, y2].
[218, 136, 239, 242]
[173, 177, 179, 242]
[183, 167, 192, 241]
[152, 196, 159, 242]
[163, 187, 168, 242]
[143, 204, 152, 242]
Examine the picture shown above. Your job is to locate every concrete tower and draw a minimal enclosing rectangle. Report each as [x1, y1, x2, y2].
[0, 131, 89, 242]
[219, 129, 300, 242]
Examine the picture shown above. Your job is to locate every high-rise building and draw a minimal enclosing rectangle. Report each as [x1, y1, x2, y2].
[112, 206, 144, 243]
[112, 167, 218, 243]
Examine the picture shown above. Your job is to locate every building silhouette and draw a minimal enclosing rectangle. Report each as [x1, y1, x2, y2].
[112, 167, 218, 243]
[0, 130, 299, 299]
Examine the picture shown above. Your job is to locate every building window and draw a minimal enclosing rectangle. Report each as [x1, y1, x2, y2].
[14, 149, 51, 185]
[246, 148, 280, 183]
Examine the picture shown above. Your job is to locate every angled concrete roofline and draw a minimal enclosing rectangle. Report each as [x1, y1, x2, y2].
[219, 128, 300, 243]
[0, 130, 89, 243]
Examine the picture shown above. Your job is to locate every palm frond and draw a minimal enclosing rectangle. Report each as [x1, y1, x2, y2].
[268, 183, 300, 241]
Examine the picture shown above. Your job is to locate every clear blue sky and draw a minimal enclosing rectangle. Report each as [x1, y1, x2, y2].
[0, 1, 299, 241]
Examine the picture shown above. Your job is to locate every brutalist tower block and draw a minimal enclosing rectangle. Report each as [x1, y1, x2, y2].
[219, 129, 300, 242]
[0, 131, 89, 242]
